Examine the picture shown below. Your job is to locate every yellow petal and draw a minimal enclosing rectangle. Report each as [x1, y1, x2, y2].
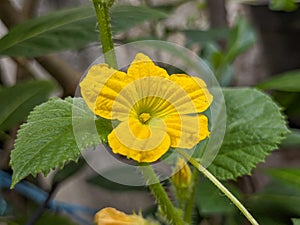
[108, 118, 171, 162]
[96, 75, 134, 119]
[94, 207, 145, 225]
[168, 74, 213, 113]
[127, 53, 169, 79]
[116, 76, 178, 118]
[165, 114, 209, 149]
[115, 76, 199, 119]
[80, 64, 132, 119]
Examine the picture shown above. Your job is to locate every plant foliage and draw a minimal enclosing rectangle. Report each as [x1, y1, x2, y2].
[208, 88, 289, 180]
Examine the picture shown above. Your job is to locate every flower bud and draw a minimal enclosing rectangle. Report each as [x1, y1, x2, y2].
[172, 157, 192, 189]
[94, 207, 158, 225]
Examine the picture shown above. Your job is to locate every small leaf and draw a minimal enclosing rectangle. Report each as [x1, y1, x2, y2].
[0, 80, 55, 131]
[225, 17, 256, 62]
[292, 218, 300, 225]
[10, 97, 111, 187]
[265, 168, 300, 191]
[0, 5, 167, 57]
[184, 28, 229, 46]
[95, 117, 114, 143]
[257, 70, 300, 92]
[202, 43, 233, 85]
[35, 211, 79, 225]
[208, 88, 289, 180]
[270, 0, 298, 12]
[111, 5, 168, 33]
[281, 129, 300, 147]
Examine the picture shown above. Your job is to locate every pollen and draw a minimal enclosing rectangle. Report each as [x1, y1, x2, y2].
[139, 112, 151, 124]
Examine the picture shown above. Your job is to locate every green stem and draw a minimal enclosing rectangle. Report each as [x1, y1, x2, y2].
[92, 0, 117, 68]
[183, 168, 199, 223]
[177, 149, 259, 225]
[139, 164, 186, 225]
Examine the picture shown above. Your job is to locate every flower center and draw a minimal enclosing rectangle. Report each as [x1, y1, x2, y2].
[138, 112, 151, 124]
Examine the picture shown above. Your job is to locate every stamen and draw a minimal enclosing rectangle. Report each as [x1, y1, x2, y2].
[139, 113, 151, 124]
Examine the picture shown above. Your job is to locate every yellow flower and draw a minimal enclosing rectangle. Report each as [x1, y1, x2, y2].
[80, 53, 212, 162]
[94, 207, 146, 225]
[172, 157, 192, 189]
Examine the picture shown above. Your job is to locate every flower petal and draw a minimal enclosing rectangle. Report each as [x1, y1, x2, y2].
[168, 74, 213, 113]
[80, 64, 133, 119]
[96, 76, 134, 120]
[115, 76, 199, 119]
[165, 114, 209, 149]
[94, 207, 146, 225]
[127, 53, 169, 79]
[108, 118, 171, 162]
[80, 64, 126, 119]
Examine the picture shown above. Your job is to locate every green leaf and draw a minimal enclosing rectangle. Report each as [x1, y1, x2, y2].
[292, 218, 300, 225]
[225, 17, 256, 63]
[248, 181, 300, 223]
[9, 211, 78, 225]
[35, 212, 78, 225]
[199, 17, 255, 86]
[196, 179, 239, 215]
[95, 117, 114, 143]
[203, 41, 233, 86]
[265, 168, 300, 191]
[270, 0, 298, 12]
[184, 28, 229, 46]
[281, 129, 300, 147]
[256, 217, 289, 225]
[0, 6, 96, 57]
[10, 97, 111, 187]
[110, 5, 168, 33]
[202, 43, 233, 85]
[0, 5, 167, 57]
[208, 88, 289, 180]
[257, 70, 300, 92]
[0, 80, 55, 131]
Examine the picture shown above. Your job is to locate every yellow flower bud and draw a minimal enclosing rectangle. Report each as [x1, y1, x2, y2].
[172, 157, 192, 189]
[94, 207, 158, 225]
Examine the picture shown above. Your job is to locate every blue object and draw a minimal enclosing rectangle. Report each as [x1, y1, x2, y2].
[0, 170, 97, 224]
[0, 194, 7, 215]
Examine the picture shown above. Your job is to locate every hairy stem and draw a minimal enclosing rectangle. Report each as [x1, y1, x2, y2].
[183, 168, 199, 223]
[177, 149, 259, 225]
[139, 164, 186, 225]
[92, 0, 117, 68]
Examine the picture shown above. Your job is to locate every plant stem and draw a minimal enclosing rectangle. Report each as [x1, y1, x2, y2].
[177, 149, 259, 225]
[183, 168, 199, 223]
[92, 0, 117, 68]
[139, 164, 186, 225]
[25, 183, 58, 225]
